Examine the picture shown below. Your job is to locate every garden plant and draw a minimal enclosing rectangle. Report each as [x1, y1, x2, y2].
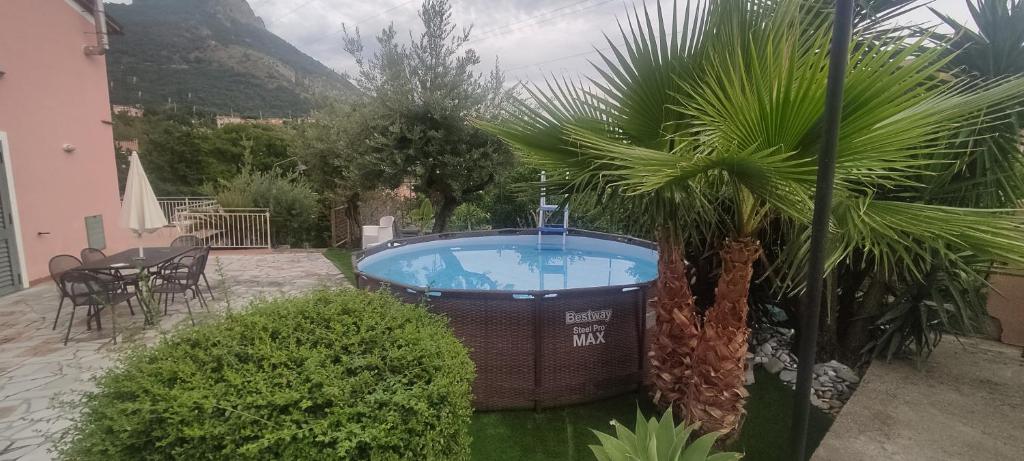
[58, 290, 475, 460]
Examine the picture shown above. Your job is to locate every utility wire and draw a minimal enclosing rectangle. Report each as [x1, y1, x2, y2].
[352, 0, 419, 26]
[468, 0, 617, 45]
[265, 0, 320, 25]
[471, 0, 598, 37]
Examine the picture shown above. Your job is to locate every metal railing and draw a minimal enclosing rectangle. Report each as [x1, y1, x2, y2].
[155, 197, 215, 223]
[175, 208, 271, 249]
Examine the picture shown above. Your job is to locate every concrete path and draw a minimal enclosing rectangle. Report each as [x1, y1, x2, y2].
[812, 337, 1024, 461]
[0, 252, 346, 460]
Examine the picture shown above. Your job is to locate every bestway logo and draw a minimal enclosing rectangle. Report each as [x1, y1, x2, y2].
[565, 309, 613, 324]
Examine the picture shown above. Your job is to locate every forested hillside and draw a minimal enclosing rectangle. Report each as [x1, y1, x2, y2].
[106, 0, 356, 116]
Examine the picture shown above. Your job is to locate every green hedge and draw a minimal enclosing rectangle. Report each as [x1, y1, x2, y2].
[58, 290, 475, 460]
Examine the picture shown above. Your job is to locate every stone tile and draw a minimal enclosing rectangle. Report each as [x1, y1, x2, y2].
[0, 251, 346, 458]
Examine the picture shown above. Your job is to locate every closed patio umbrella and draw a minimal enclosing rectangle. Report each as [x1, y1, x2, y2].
[119, 152, 167, 257]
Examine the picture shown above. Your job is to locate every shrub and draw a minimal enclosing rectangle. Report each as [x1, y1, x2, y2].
[214, 167, 321, 247]
[58, 290, 476, 460]
[589, 408, 742, 461]
[450, 203, 490, 231]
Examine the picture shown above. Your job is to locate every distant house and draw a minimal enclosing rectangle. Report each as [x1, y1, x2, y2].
[115, 139, 140, 153]
[0, 0, 169, 292]
[112, 104, 144, 117]
[215, 115, 288, 128]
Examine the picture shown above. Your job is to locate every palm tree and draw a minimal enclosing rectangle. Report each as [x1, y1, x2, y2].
[480, 0, 1024, 436]
[850, 0, 1024, 361]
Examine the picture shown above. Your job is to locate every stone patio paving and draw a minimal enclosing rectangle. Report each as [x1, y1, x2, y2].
[0, 252, 346, 460]
[812, 336, 1024, 460]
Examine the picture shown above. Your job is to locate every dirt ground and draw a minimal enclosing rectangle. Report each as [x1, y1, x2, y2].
[812, 337, 1024, 461]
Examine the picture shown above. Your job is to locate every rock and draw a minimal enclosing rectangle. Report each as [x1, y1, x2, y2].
[760, 343, 774, 356]
[810, 394, 829, 410]
[745, 366, 756, 385]
[765, 357, 785, 374]
[745, 351, 755, 360]
[779, 370, 797, 382]
[755, 356, 767, 364]
[835, 367, 860, 384]
[813, 363, 829, 375]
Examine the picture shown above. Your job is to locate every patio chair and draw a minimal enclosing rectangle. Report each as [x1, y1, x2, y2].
[49, 255, 81, 330]
[81, 247, 141, 299]
[80, 247, 105, 264]
[161, 246, 215, 300]
[57, 270, 136, 345]
[150, 251, 209, 326]
[362, 215, 396, 249]
[170, 235, 202, 248]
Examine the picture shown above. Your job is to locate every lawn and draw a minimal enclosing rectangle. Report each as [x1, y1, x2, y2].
[470, 369, 833, 460]
[323, 248, 356, 285]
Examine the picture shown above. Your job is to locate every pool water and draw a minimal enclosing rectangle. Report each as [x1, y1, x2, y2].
[357, 235, 658, 291]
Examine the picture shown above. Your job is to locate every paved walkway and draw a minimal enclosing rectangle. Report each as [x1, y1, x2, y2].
[0, 252, 346, 460]
[812, 337, 1024, 461]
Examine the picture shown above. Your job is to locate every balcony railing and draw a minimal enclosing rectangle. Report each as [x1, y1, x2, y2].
[157, 197, 271, 249]
[175, 208, 271, 249]
[154, 197, 215, 223]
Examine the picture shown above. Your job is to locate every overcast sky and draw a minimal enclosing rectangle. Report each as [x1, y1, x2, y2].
[109, 0, 977, 86]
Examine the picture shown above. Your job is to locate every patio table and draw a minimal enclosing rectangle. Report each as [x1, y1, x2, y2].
[77, 247, 192, 272]
[75, 246, 193, 325]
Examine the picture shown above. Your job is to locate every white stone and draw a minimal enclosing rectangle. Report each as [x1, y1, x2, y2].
[836, 367, 861, 383]
[765, 357, 785, 374]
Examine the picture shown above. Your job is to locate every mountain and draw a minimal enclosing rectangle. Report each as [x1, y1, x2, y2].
[105, 0, 357, 117]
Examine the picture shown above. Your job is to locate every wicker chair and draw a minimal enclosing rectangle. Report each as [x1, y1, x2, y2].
[48, 255, 81, 330]
[170, 235, 202, 248]
[57, 270, 136, 345]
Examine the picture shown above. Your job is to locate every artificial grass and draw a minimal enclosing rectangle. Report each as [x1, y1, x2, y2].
[323, 248, 356, 285]
[470, 368, 833, 460]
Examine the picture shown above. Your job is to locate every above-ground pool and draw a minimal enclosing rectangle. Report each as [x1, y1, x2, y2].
[355, 229, 658, 410]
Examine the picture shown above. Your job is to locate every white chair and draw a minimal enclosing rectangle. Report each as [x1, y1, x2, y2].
[362, 216, 396, 249]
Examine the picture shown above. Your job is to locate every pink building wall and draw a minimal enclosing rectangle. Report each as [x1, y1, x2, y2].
[0, 0, 171, 285]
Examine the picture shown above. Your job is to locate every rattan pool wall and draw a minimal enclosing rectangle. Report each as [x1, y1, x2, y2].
[354, 229, 655, 410]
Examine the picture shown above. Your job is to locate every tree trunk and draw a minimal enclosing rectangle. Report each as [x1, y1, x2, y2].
[687, 237, 761, 436]
[345, 193, 361, 249]
[649, 232, 701, 412]
[839, 274, 886, 364]
[816, 272, 841, 362]
[432, 195, 458, 233]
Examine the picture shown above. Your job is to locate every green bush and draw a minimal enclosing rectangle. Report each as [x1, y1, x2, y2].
[214, 167, 321, 247]
[450, 203, 490, 231]
[58, 290, 476, 460]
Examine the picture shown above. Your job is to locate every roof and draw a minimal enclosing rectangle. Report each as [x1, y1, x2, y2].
[70, 0, 124, 35]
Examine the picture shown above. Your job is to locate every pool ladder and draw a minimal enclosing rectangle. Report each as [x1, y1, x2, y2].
[537, 171, 569, 250]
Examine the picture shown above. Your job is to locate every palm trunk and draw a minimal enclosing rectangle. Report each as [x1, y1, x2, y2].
[649, 232, 701, 412]
[687, 237, 761, 436]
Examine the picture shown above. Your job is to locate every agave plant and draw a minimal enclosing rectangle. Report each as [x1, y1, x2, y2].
[590, 408, 742, 461]
[480, 0, 1024, 436]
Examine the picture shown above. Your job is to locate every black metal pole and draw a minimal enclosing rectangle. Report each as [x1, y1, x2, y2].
[791, 1, 854, 460]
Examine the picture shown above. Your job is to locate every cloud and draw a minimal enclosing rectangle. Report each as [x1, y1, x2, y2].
[116, 0, 977, 86]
